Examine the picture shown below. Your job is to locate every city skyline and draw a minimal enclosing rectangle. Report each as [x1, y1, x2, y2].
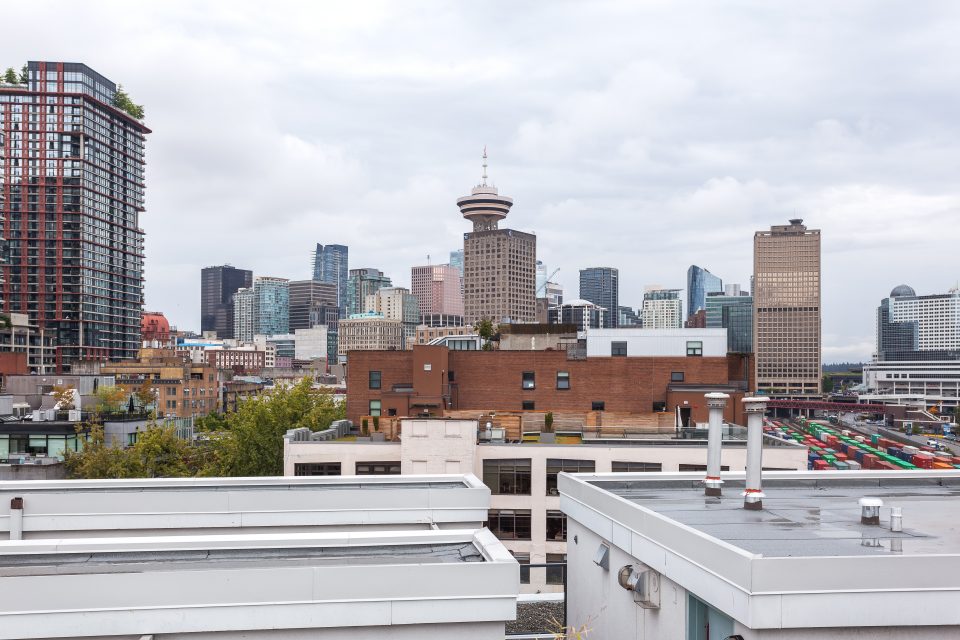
[5, 2, 959, 362]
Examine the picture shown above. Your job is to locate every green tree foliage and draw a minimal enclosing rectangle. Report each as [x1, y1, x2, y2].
[208, 377, 344, 477]
[19, 64, 27, 84]
[112, 84, 145, 120]
[821, 375, 834, 393]
[3, 68, 17, 84]
[94, 385, 130, 415]
[64, 423, 208, 479]
[544, 411, 554, 433]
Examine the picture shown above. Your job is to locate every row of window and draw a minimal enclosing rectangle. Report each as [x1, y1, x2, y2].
[294, 462, 402, 476]
[482, 458, 665, 495]
[510, 551, 566, 585]
[611, 340, 703, 357]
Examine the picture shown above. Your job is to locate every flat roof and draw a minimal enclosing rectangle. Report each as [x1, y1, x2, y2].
[0, 541, 484, 577]
[560, 470, 960, 629]
[589, 474, 960, 557]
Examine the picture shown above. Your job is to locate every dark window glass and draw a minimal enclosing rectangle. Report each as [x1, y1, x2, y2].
[522, 400, 535, 411]
[612, 461, 663, 472]
[652, 401, 666, 412]
[671, 371, 685, 382]
[556, 371, 570, 390]
[546, 510, 567, 541]
[686, 340, 703, 356]
[546, 458, 595, 495]
[483, 458, 532, 495]
[511, 551, 530, 584]
[294, 462, 341, 476]
[611, 341, 628, 356]
[522, 371, 536, 390]
[387, 408, 397, 417]
[546, 553, 566, 585]
[369, 370, 381, 389]
[678, 464, 730, 472]
[355, 461, 401, 475]
[592, 401, 605, 411]
[486, 509, 531, 540]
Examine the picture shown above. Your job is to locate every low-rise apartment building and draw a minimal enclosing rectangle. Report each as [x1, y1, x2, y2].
[338, 313, 404, 356]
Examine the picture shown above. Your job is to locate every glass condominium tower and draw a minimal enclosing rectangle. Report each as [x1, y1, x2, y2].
[312, 244, 348, 308]
[0, 62, 150, 371]
[686, 265, 722, 322]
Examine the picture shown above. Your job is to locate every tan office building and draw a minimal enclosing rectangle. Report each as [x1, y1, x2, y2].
[753, 219, 821, 396]
[337, 314, 403, 355]
[459, 152, 536, 325]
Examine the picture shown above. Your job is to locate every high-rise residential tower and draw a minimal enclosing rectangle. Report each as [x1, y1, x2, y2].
[346, 268, 392, 316]
[579, 267, 619, 328]
[252, 276, 289, 337]
[201, 265, 253, 339]
[411, 264, 464, 317]
[0, 62, 150, 370]
[686, 265, 723, 323]
[460, 151, 536, 325]
[312, 244, 348, 307]
[641, 288, 683, 329]
[753, 219, 821, 396]
[365, 286, 420, 346]
[233, 288, 256, 342]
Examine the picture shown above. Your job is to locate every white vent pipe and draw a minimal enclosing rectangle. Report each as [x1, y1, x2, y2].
[742, 397, 769, 510]
[704, 392, 729, 496]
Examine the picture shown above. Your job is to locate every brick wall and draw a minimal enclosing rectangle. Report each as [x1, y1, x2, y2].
[347, 347, 744, 425]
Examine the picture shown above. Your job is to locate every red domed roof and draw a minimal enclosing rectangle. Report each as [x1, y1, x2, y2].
[142, 312, 171, 341]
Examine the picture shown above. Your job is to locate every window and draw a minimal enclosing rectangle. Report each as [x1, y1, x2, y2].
[355, 461, 401, 475]
[678, 464, 730, 472]
[546, 510, 567, 541]
[369, 370, 381, 389]
[486, 509, 531, 540]
[387, 408, 397, 417]
[592, 401, 605, 411]
[294, 462, 341, 476]
[522, 371, 536, 390]
[546, 553, 566, 585]
[556, 371, 570, 390]
[652, 401, 666, 412]
[611, 341, 628, 356]
[511, 551, 530, 584]
[671, 371, 685, 382]
[522, 400, 535, 411]
[369, 400, 381, 417]
[686, 340, 703, 356]
[612, 461, 662, 472]
[483, 459, 532, 495]
[546, 459, 595, 495]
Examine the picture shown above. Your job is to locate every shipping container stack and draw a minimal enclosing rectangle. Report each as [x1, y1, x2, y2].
[764, 419, 960, 471]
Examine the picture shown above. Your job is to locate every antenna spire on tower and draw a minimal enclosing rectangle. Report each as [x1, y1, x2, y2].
[481, 146, 488, 186]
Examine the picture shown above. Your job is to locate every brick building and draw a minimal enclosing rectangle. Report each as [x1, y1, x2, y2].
[204, 349, 265, 374]
[346, 345, 753, 426]
[97, 349, 219, 418]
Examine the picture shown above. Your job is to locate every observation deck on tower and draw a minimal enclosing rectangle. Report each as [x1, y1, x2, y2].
[457, 149, 513, 232]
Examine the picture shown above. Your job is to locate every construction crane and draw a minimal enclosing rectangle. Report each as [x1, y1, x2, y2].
[536, 268, 560, 296]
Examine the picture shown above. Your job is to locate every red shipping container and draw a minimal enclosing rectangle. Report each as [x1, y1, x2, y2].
[813, 460, 829, 470]
[862, 454, 878, 470]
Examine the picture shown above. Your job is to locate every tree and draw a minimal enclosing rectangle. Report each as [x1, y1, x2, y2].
[112, 84, 145, 119]
[209, 377, 344, 476]
[134, 380, 156, 411]
[821, 375, 834, 393]
[3, 68, 17, 84]
[476, 317, 495, 350]
[52, 386, 76, 410]
[94, 385, 130, 415]
[18, 64, 27, 84]
[372, 416, 380, 432]
[544, 412, 554, 433]
[64, 422, 210, 479]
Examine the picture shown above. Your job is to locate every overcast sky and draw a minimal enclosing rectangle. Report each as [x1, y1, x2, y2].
[7, 1, 960, 362]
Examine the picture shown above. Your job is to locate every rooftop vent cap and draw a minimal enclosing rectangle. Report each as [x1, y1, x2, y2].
[593, 543, 610, 570]
[617, 565, 661, 609]
[859, 497, 883, 525]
